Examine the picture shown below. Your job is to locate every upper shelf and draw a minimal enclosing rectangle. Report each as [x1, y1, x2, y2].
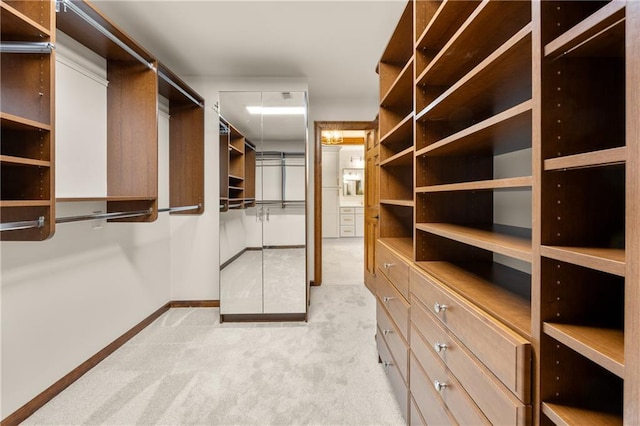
[380, 146, 413, 167]
[544, 1, 625, 59]
[544, 147, 626, 171]
[380, 112, 413, 147]
[0, 1, 51, 40]
[416, 24, 532, 122]
[416, 176, 532, 193]
[1, 112, 51, 132]
[380, 58, 413, 108]
[416, 0, 531, 88]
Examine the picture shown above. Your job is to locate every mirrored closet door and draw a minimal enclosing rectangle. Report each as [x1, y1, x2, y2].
[219, 91, 308, 321]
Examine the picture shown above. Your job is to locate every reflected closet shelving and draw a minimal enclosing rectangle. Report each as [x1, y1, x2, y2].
[219, 118, 256, 212]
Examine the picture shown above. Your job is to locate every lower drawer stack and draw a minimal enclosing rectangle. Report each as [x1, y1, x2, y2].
[374, 242, 533, 425]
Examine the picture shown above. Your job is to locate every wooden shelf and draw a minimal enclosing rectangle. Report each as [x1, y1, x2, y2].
[0, 200, 50, 207]
[544, 1, 626, 59]
[417, 223, 532, 262]
[415, 260, 532, 339]
[229, 145, 243, 155]
[379, 237, 413, 260]
[380, 58, 413, 107]
[416, 176, 532, 193]
[542, 402, 622, 426]
[416, 24, 531, 122]
[541, 245, 625, 277]
[0, 112, 51, 131]
[56, 196, 155, 202]
[544, 147, 626, 171]
[229, 186, 243, 191]
[380, 112, 412, 147]
[229, 175, 244, 182]
[0, 2, 51, 40]
[416, 100, 532, 156]
[380, 112, 413, 146]
[378, 0, 413, 96]
[380, 199, 414, 208]
[0, 155, 50, 168]
[544, 322, 624, 378]
[380, 146, 413, 167]
[416, 1, 530, 87]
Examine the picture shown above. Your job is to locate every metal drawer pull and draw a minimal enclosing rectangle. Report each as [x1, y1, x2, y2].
[383, 329, 393, 335]
[383, 296, 394, 303]
[383, 262, 395, 269]
[434, 380, 448, 392]
[383, 361, 393, 368]
[434, 302, 448, 313]
[434, 342, 448, 353]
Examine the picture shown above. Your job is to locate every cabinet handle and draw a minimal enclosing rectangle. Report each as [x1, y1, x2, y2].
[383, 361, 393, 368]
[382, 329, 393, 335]
[434, 380, 448, 392]
[383, 296, 394, 303]
[434, 302, 448, 313]
[434, 342, 448, 353]
[383, 262, 395, 269]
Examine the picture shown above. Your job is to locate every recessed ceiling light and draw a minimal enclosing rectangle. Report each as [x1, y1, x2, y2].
[246, 106, 305, 115]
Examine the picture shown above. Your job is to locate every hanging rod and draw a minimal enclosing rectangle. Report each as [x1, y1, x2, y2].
[0, 42, 55, 54]
[157, 204, 200, 213]
[56, 0, 154, 70]
[0, 216, 45, 232]
[56, 208, 153, 224]
[228, 203, 243, 208]
[157, 70, 203, 108]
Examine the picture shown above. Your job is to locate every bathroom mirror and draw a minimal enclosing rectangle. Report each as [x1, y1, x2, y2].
[218, 91, 308, 322]
[342, 168, 364, 196]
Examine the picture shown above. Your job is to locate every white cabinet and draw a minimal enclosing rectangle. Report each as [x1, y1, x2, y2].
[323, 187, 340, 238]
[340, 207, 364, 237]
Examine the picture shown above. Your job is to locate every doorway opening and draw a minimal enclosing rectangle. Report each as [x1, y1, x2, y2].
[313, 121, 376, 286]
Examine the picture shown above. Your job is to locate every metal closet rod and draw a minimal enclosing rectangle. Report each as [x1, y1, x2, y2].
[56, 0, 154, 70]
[0, 216, 45, 232]
[0, 42, 55, 54]
[157, 204, 201, 213]
[56, 208, 153, 224]
[157, 70, 203, 108]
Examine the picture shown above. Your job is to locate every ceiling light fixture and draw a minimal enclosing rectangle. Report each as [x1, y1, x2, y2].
[246, 106, 305, 115]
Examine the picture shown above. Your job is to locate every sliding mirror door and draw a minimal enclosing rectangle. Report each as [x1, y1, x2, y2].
[219, 91, 308, 321]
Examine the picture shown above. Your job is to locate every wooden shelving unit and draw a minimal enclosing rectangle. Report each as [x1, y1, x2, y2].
[1, 0, 55, 240]
[219, 118, 255, 211]
[378, 1, 414, 253]
[158, 63, 205, 215]
[377, 0, 639, 423]
[56, 0, 159, 222]
[538, 1, 638, 423]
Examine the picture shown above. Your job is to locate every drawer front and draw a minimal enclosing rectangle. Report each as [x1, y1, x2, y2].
[355, 207, 364, 214]
[377, 274, 410, 341]
[412, 298, 532, 425]
[409, 396, 426, 426]
[377, 329, 408, 422]
[376, 241, 410, 299]
[340, 225, 355, 237]
[410, 268, 531, 402]
[377, 301, 408, 382]
[340, 207, 355, 214]
[340, 214, 355, 225]
[409, 354, 458, 426]
[411, 330, 490, 425]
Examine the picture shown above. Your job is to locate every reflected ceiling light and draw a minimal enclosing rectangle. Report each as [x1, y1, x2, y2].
[246, 106, 305, 115]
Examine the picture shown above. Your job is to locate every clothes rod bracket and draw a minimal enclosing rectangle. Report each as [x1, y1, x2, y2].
[0, 216, 45, 232]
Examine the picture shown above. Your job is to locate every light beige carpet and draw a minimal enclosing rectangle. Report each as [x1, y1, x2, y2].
[23, 285, 404, 425]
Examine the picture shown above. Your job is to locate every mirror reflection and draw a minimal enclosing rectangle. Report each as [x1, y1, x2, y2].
[219, 91, 308, 322]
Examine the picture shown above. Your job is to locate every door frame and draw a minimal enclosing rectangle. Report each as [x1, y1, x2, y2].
[313, 120, 376, 286]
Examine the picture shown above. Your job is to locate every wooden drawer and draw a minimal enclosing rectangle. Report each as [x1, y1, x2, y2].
[409, 395, 427, 426]
[376, 240, 410, 300]
[412, 297, 532, 425]
[410, 268, 531, 403]
[340, 207, 355, 214]
[409, 353, 460, 426]
[377, 301, 408, 383]
[411, 331, 490, 425]
[377, 328, 408, 422]
[377, 273, 410, 341]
